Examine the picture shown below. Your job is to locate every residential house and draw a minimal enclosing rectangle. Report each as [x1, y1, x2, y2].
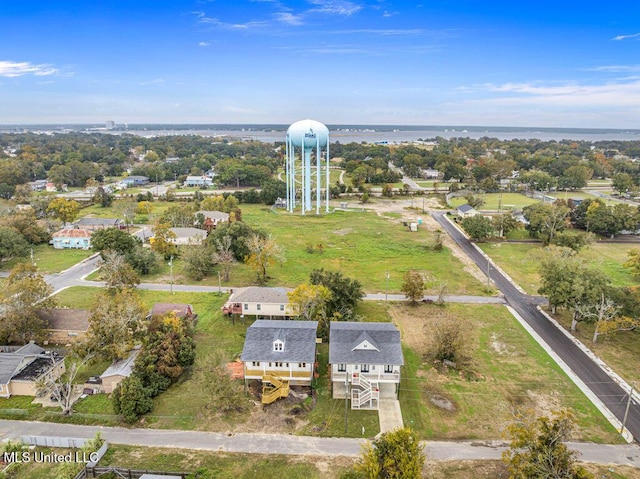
[149, 303, 197, 325]
[329, 322, 403, 410]
[75, 217, 124, 231]
[184, 176, 213, 188]
[241, 320, 318, 403]
[38, 308, 90, 344]
[168, 227, 207, 245]
[51, 228, 92, 249]
[456, 204, 478, 218]
[195, 210, 229, 229]
[222, 286, 292, 318]
[30, 179, 48, 191]
[99, 348, 140, 394]
[0, 343, 65, 398]
[122, 176, 150, 187]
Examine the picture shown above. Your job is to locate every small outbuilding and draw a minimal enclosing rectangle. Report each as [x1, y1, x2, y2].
[456, 204, 478, 218]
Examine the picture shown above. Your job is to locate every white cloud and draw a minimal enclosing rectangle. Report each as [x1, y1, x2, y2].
[199, 41, 211, 47]
[382, 11, 398, 17]
[307, 0, 362, 16]
[0, 61, 58, 78]
[612, 32, 640, 41]
[275, 12, 304, 25]
[140, 78, 165, 85]
[589, 65, 640, 73]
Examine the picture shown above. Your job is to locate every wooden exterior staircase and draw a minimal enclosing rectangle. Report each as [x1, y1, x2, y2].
[351, 373, 380, 409]
[261, 374, 290, 405]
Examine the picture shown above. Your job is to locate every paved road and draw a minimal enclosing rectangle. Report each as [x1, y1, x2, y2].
[431, 211, 640, 442]
[2, 420, 639, 465]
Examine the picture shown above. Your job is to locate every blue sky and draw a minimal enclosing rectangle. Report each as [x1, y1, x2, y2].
[1, 0, 640, 128]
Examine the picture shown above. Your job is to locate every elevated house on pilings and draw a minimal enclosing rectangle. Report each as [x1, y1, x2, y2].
[240, 320, 318, 405]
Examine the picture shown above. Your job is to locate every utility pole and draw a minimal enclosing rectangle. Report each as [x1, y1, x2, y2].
[218, 270, 222, 295]
[385, 270, 389, 302]
[621, 382, 636, 435]
[169, 255, 174, 295]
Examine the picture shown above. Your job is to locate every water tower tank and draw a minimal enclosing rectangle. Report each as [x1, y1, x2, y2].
[287, 119, 329, 148]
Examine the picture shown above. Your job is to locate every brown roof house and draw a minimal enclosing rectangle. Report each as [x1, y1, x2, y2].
[99, 347, 140, 394]
[222, 287, 292, 318]
[39, 308, 90, 345]
[149, 303, 197, 326]
[0, 343, 65, 398]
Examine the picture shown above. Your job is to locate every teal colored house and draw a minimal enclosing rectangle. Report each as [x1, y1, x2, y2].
[51, 228, 92, 249]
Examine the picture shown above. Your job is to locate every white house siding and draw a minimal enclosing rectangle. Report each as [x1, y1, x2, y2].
[244, 360, 314, 385]
[240, 302, 289, 318]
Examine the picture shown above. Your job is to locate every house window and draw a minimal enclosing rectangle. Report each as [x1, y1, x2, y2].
[243, 304, 248, 310]
[275, 362, 283, 367]
[252, 361, 260, 367]
[269, 362, 272, 367]
[338, 364, 346, 372]
[285, 363, 289, 367]
[384, 365, 393, 373]
[273, 340, 284, 352]
[280, 304, 285, 311]
[298, 362, 306, 368]
[257, 304, 261, 311]
[361, 364, 369, 373]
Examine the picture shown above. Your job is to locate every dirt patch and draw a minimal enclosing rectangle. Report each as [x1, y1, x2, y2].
[430, 394, 456, 412]
[526, 390, 562, 417]
[489, 333, 511, 356]
[332, 228, 354, 236]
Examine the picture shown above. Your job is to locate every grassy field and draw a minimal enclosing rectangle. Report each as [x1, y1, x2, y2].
[392, 303, 621, 443]
[100, 203, 488, 295]
[479, 241, 640, 295]
[449, 192, 540, 210]
[0, 244, 95, 274]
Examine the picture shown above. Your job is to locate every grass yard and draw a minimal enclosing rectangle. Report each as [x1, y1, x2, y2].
[391, 303, 621, 443]
[479, 241, 640, 295]
[0, 244, 94, 274]
[449, 192, 540, 210]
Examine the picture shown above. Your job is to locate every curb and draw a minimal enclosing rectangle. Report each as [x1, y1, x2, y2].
[506, 305, 633, 443]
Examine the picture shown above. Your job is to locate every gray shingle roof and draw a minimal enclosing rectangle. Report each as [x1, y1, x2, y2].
[100, 349, 140, 379]
[0, 344, 58, 384]
[329, 322, 404, 365]
[231, 287, 292, 304]
[169, 227, 207, 239]
[241, 320, 318, 363]
[457, 204, 475, 213]
[76, 217, 123, 227]
[196, 210, 229, 221]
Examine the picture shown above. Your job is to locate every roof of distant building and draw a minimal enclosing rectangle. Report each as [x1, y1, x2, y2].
[38, 309, 90, 332]
[52, 228, 92, 238]
[230, 286, 292, 304]
[456, 204, 476, 213]
[100, 349, 140, 379]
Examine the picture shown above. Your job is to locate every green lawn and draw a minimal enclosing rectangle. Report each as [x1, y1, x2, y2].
[479, 241, 640, 295]
[395, 303, 621, 443]
[0, 244, 95, 274]
[134, 205, 488, 295]
[449, 193, 540, 210]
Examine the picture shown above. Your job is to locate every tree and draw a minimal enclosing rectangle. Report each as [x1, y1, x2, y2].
[623, 248, 640, 277]
[207, 221, 266, 261]
[182, 243, 215, 280]
[212, 235, 236, 282]
[245, 233, 285, 284]
[575, 293, 640, 343]
[99, 250, 140, 289]
[426, 314, 471, 367]
[612, 172, 634, 195]
[461, 215, 493, 241]
[491, 212, 521, 238]
[36, 353, 93, 416]
[260, 178, 287, 205]
[309, 268, 364, 320]
[1, 210, 51, 244]
[401, 270, 425, 305]
[288, 283, 332, 321]
[151, 221, 178, 260]
[91, 227, 139, 257]
[551, 231, 593, 252]
[126, 244, 160, 275]
[0, 263, 55, 344]
[0, 182, 15, 199]
[112, 375, 153, 423]
[503, 410, 593, 479]
[523, 202, 570, 245]
[538, 248, 581, 314]
[81, 289, 147, 361]
[92, 186, 114, 207]
[201, 351, 252, 415]
[0, 225, 29, 263]
[353, 427, 424, 479]
[46, 197, 80, 225]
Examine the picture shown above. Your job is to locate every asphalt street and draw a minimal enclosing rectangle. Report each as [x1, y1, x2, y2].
[431, 211, 640, 442]
[2, 420, 639, 465]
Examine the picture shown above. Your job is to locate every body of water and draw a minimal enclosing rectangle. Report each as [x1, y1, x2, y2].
[3, 124, 640, 143]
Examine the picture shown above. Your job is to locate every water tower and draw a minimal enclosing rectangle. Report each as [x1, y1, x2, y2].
[285, 119, 330, 214]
